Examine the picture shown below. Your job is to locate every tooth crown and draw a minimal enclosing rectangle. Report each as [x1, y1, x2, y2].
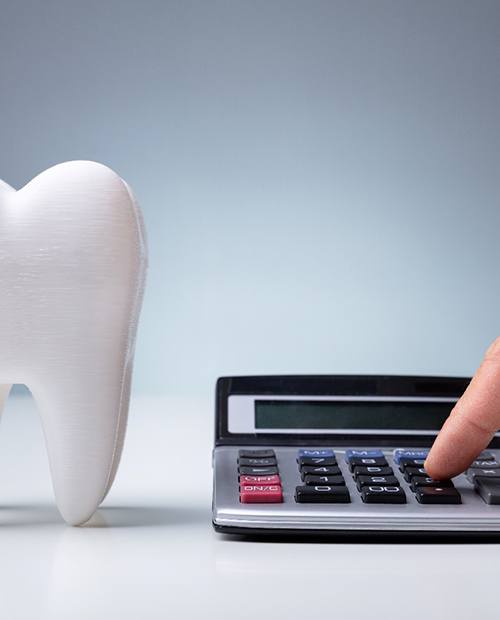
[0, 161, 147, 525]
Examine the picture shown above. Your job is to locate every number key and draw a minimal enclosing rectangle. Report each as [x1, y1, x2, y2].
[403, 466, 427, 482]
[301, 466, 341, 480]
[303, 474, 346, 486]
[295, 485, 350, 503]
[298, 456, 337, 467]
[348, 457, 388, 472]
[361, 486, 406, 504]
[352, 465, 394, 477]
[356, 475, 399, 491]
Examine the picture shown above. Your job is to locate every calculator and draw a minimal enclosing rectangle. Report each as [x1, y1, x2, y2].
[212, 375, 500, 537]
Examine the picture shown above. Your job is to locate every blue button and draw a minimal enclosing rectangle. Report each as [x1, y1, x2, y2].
[298, 449, 335, 458]
[344, 449, 384, 463]
[393, 449, 429, 464]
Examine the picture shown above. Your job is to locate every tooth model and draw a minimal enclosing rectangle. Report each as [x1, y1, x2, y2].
[0, 161, 147, 525]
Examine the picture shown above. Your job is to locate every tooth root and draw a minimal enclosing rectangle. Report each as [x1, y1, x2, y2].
[32, 363, 130, 526]
[102, 358, 134, 500]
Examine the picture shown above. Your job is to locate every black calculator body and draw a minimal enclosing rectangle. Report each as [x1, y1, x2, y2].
[212, 375, 500, 537]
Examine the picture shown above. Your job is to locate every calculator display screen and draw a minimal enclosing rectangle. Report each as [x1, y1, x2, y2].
[254, 400, 453, 431]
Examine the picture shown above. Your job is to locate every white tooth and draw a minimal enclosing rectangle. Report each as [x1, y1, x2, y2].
[0, 161, 147, 525]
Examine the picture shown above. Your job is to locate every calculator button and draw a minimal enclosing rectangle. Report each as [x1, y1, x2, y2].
[410, 476, 453, 491]
[352, 466, 394, 477]
[239, 466, 279, 476]
[295, 485, 350, 503]
[403, 467, 427, 482]
[238, 457, 277, 467]
[475, 478, 500, 505]
[398, 458, 426, 472]
[361, 486, 406, 504]
[345, 449, 384, 462]
[304, 474, 346, 486]
[298, 449, 335, 458]
[466, 468, 500, 483]
[393, 449, 429, 465]
[356, 475, 399, 491]
[470, 460, 500, 469]
[298, 456, 337, 467]
[240, 485, 283, 503]
[301, 465, 341, 479]
[348, 457, 388, 471]
[238, 449, 275, 459]
[477, 451, 495, 460]
[415, 487, 461, 504]
[239, 474, 281, 485]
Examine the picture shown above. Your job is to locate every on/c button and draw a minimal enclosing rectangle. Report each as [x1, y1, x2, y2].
[239, 474, 281, 485]
[240, 485, 283, 503]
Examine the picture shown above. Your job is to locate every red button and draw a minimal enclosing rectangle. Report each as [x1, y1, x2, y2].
[240, 485, 283, 503]
[239, 475, 281, 486]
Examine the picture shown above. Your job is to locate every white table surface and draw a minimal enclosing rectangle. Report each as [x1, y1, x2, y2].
[0, 393, 497, 620]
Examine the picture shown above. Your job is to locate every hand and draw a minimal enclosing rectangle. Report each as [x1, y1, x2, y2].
[425, 338, 500, 479]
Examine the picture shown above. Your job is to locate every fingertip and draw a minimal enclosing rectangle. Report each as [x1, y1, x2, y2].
[424, 455, 451, 481]
[424, 454, 444, 480]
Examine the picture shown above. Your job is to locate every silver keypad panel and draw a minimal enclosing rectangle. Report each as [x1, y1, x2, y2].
[213, 446, 500, 533]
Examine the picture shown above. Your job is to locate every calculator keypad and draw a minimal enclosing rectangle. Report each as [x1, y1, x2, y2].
[235, 446, 500, 508]
[346, 451, 406, 504]
[395, 450, 462, 504]
[295, 450, 351, 503]
[238, 449, 283, 503]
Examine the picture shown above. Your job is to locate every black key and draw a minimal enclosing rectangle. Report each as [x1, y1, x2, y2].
[398, 458, 426, 472]
[304, 474, 345, 486]
[353, 466, 394, 477]
[301, 466, 341, 480]
[466, 468, 500, 483]
[410, 476, 453, 491]
[361, 486, 406, 504]
[348, 457, 388, 472]
[475, 478, 500, 505]
[298, 456, 337, 467]
[403, 466, 428, 482]
[238, 457, 277, 467]
[470, 459, 500, 469]
[415, 486, 461, 504]
[478, 451, 495, 460]
[239, 466, 279, 476]
[356, 475, 399, 491]
[295, 485, 350, 503]
[238, 449, 275, 459]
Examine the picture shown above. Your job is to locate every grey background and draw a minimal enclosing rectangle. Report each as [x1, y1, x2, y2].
[0, 0, 499, 398]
